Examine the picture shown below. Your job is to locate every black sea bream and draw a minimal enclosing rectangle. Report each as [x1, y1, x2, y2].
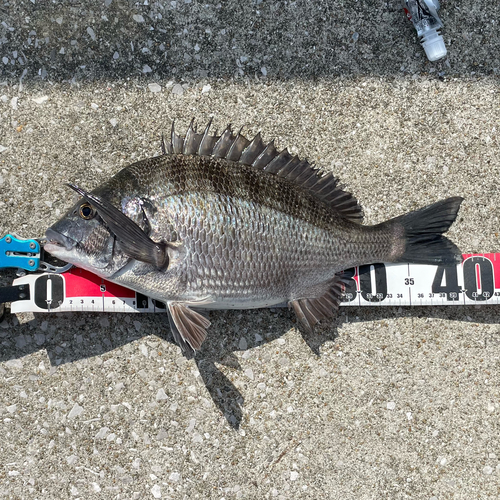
[45, 120, 463, 357]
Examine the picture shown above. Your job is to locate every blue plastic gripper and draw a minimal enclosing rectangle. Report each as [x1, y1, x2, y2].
[0, 234, 41, 271]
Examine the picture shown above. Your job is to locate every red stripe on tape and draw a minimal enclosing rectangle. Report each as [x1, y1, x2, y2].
[64, 268, 135, 298]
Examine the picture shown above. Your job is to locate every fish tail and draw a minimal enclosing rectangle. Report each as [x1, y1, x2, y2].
[387, 197, 464, 265]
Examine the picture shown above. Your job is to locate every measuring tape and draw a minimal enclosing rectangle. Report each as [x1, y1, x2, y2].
[8, 254, 499, 314]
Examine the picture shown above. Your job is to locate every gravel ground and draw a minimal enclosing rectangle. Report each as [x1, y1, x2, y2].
[1, 1, 500, 499]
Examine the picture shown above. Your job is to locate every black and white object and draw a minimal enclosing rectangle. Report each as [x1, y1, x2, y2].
[9, 254, 500, 314]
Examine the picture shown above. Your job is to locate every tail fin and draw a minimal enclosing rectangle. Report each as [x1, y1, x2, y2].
[391, 197, 463, 265]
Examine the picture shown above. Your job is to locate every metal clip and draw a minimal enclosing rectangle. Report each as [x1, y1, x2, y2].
[37, 238, 73, 273]
[38, 261, 73, 274]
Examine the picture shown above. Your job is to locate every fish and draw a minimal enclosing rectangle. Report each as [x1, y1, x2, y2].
[44, 119, 464, 358]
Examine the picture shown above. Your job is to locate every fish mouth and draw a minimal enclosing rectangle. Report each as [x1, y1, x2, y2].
[45, 228, 77, 252]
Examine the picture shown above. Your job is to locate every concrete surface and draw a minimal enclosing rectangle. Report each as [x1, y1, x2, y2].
[1, 0, 500, 499]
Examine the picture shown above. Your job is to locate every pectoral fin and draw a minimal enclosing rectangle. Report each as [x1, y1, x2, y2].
[289, 274, 345, 332]
[67, 184, 168, 269]
[167, 302, 211, 357]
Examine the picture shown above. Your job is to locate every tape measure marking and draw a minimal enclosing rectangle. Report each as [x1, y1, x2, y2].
[9, 254, 500, 314]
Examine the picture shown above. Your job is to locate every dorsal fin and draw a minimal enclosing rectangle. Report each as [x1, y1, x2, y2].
[165, 120, 363, 222]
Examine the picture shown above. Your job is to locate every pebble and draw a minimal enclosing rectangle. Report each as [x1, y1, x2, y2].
[169, 472, 180, 482]
[95, 427, 109, 439]
[156, 388, 168, 401]
[87, 27, 96, 41]
[171, 84, 184, 96]
[151, 484, 161, 498]
[68, 403, 84, 419]
[6, 404, 17, 413]
[242, 350, 252, 360]
[148, 83, 161, 93]
[15, 335, 27, 348]
[186, 419, 196, 433]
[5, 359, 23, 369]
[33, 96, 48, 104]
[156, 429, 168, 441]
[192, 432, 203, 443]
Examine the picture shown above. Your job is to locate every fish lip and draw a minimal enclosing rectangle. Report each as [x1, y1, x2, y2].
[45, 228, 77, 251]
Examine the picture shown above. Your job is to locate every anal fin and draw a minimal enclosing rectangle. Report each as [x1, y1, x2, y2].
[167, 302, 211, 357]
[289, 275, 345, 332]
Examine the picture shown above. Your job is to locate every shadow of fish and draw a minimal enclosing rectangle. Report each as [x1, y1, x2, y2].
[45, 119, 463, 358]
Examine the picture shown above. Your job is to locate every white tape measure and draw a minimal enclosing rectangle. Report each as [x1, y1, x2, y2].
[9, 254, 500, 314]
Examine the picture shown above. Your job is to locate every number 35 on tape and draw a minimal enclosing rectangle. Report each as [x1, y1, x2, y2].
[9, 254, 500, 314]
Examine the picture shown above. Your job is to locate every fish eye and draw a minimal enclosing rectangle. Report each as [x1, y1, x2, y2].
[79, 203, 95, 220]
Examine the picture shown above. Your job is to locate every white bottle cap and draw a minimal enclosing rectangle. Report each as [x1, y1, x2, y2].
[421, 29, 447, 62]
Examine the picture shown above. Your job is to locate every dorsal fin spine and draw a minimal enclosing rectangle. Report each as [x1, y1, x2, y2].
[253, 140, 277, 169]
[212, 126, 235, 158]
[198, 118, 214, 155]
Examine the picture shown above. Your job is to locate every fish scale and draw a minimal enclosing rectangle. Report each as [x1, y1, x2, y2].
[44, 120, 463, 358]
